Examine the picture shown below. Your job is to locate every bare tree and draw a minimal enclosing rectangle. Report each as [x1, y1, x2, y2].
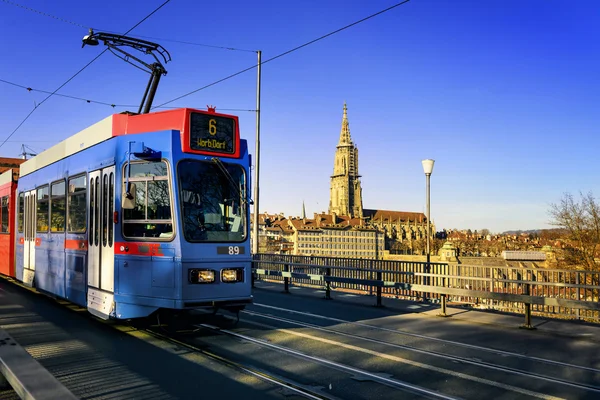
[549, 192, 600, 270]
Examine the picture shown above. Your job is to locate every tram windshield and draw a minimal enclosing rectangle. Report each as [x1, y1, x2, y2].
[177, 159, 247, 242]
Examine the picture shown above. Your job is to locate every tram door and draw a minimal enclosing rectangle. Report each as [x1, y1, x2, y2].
[22, 189, 36, 286]
[87, 167, 115, 318]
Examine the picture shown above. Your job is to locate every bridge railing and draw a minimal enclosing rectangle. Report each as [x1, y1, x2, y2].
[252, 254, 600, 327]
[0, 328, 78, 400]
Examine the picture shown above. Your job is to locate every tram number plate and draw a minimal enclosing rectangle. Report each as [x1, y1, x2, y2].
[217, 246, 245, 255]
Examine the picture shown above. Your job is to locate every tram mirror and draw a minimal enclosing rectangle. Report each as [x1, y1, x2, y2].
[122, 183, 136, 209]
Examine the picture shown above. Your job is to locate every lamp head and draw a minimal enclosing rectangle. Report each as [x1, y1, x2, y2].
[422, 159, 435, 175]
[82, 29, 99, 47]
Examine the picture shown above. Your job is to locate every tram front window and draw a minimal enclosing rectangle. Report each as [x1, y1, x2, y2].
[123, 160, 174, 239]
[178, 159, 246, 242]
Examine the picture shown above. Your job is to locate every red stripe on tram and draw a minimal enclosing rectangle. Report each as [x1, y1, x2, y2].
[65, 239, 88, 251]
[114, 242, 164, 256]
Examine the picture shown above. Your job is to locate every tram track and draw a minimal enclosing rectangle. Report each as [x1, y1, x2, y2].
[194, 322, 460, 400]
[238, 308, 600, 395]
[137, 318, 461, 400]
[132, 325, 338, 400]
[195, 315, 567, 400]
[253, 303, 600, 374]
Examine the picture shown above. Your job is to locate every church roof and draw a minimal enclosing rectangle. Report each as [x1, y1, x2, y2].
[363, 209, 427, 223]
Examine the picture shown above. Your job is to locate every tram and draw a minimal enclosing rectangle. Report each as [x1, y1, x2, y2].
[1, 107, 253, 319]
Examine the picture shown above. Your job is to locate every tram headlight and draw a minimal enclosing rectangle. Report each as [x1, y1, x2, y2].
[189, 269, 215, 284]
[221, 268, 243, 283]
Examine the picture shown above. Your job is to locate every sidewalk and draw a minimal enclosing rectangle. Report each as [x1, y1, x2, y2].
[252, 279, 600, 342]
[0, 278, 293, 400]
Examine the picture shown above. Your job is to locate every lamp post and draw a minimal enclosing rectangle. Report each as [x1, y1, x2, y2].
[252, 51, 262, 255]
[421, 159, 434, 302]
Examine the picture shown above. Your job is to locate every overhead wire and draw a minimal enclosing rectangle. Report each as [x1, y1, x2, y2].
[0, 78, 132, 108]
[154, 0, 412, 109]
[0, 0, 172, 150]
[0, 0, 87, 28]
[0, 78, 255, 112]
[3, 0, 410, 149]
[0, 0, 256, 52]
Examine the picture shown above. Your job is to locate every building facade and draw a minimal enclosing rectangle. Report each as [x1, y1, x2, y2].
[255, 212, 385, 259]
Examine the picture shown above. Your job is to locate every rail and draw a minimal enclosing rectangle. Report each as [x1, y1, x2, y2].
[252, 254, 600, 327]
[0, 328, 78, 400]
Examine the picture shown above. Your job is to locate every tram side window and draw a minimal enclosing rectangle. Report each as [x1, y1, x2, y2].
[0, 196, 8, 233]
[68, 175, 87, 233]
[18, 193, 24, 233]
[50, 180, 66, 233]
[36, 186, 49, 232]
[123, 160, 173, 239]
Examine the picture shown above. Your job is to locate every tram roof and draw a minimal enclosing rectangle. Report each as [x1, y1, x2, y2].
[19, 108, 206, 177]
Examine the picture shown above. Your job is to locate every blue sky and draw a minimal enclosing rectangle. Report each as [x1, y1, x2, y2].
[1, 0, 599, 233]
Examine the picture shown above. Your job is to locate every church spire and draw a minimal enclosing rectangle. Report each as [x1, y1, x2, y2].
[329, 101, 363, 219]
[338, 101, 353, 145]
[301, 200, 306, 219]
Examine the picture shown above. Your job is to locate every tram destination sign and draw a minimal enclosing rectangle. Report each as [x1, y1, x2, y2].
[190, 112, 236, 155]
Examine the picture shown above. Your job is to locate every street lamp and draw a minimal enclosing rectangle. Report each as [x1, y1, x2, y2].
[421, 159, 434, 301]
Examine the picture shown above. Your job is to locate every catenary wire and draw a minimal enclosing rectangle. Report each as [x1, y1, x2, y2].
[0, 0, 256, 52]
[0, 0, 172, 150]
[154, 0, 412, 108]
[1, 77, 255, 112]
[0, 78, 131, 108]
[3, 0, 409, 148]
[0, 0, 86, 28]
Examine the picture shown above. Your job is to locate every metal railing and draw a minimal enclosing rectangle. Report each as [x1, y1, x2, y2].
[252, 254, 600, 327]
[0, 328, 78, 400]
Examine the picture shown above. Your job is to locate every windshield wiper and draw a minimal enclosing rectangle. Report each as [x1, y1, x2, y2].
[211, 158, 252, 206]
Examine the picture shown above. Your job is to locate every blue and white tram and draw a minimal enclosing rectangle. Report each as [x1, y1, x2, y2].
[15, 107, 253, 319]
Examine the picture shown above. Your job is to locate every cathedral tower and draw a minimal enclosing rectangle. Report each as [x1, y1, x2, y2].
[329, 102, 364, 218]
